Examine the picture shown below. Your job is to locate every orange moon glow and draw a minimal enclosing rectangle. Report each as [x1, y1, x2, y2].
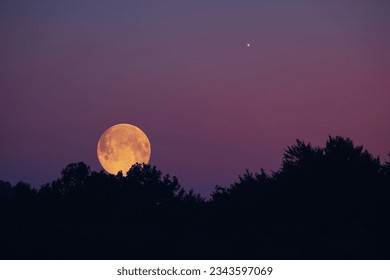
[97, 124, 151, 175]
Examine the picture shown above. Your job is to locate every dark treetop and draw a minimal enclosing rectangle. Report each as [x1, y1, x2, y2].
[1, 136, 390, 259]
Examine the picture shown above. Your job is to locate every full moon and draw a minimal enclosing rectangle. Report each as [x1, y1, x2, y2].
[97, 124, 151, 175]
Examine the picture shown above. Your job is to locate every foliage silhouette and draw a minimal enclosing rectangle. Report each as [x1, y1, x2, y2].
[0, 136, 389, 259]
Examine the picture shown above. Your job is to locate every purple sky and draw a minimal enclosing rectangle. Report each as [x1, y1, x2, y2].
[1, 0, 389, 195]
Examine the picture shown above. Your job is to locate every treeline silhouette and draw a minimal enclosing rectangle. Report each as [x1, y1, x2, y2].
[1, 136, 390, 259]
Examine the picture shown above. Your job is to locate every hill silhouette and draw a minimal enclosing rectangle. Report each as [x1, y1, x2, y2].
[0, 136, 389, 259]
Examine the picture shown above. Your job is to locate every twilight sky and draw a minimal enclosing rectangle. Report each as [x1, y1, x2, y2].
[1, 0, 389, 194]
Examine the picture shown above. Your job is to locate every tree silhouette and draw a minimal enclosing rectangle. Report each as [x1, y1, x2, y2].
[48, 162, 91, 194]
[0, 180, 12, 201]
[0, 136, 389, 259]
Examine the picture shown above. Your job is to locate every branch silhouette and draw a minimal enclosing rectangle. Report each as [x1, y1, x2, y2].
[0, 136, 389, 259]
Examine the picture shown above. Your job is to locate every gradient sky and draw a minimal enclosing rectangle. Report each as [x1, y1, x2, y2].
[1, 0, 389, 195]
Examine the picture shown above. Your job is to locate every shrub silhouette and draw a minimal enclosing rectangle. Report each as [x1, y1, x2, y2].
[0, 136, 389, 259]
